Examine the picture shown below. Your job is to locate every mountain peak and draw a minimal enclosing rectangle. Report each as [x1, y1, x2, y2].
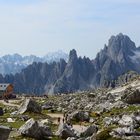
[105, 33, 136, 61]
[69, 49, 78, 61]
[108, 33, 136, 50]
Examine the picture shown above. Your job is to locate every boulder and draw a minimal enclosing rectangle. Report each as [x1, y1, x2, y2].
[122, 88, 140, 104]
[118, 115, 138, 128]
[10, 111, 18, 116]
[56, 123, 76, 139]
[41, 119, 52, 125]
[7, 118, 15, 123]
[57, 107, 62, 112]
[42, 101, 55, 110]
[111, 126, 139, 137]
[0, 125, 11, 140]
[19, 115, 30, 121]
[68, 111, 90, 122]
[103, 116, 120, 126]
[80, 125, 98, 137]
[17, 98, 42, 114]
[19, 118, 52, 139]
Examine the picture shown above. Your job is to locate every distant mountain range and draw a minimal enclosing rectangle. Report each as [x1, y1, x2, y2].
[0, 50, 68, 75]
[1, 33, 140, 94]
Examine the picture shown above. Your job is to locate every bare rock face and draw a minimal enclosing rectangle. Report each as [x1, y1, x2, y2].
[56, 123, 76, 139]
[19, 118, 52, 139]
[17, 98, 42, 114]
[0, 126, 11, 140]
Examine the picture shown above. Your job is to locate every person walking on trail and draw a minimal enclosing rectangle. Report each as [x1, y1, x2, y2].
[65, 114, 68, 122]
[62, 118, 65, 123]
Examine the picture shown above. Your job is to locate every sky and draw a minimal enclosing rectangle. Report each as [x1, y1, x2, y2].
[0, 0, 140, 59]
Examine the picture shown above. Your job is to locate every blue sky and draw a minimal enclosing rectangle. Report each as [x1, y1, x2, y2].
[0, 0, 140, 58]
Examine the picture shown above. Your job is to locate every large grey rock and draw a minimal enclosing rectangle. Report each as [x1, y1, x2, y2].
[103, 116, 120, 126]
[80, 125, 98, 137]
[42, 101, 55, 110]
[122, 88, 140, 104]
[0, 125, 11, 140]
[56, 123, 76, 139]
[118, 115, 138, 128]
[19, 118, 52, 139]
[68, 111, 90, 122]
[111, 126, 139, 137]
[17, 99, 42, 114]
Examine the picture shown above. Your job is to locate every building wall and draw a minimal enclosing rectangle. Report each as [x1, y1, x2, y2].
[4, 84, 14, 97]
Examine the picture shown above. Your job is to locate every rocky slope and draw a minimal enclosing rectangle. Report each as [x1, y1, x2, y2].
[1, 33, 140, 94]
[1, 74, 140, 139]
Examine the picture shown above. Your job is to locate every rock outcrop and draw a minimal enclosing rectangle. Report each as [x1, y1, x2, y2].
[0, 126, 11, 140]
[0, 33, 140, 94]
[67, 111, 90, 122]
[55, 123, 76, 139]
[122, 88, 140, 104]
[17, 99, 42, 114]
[19, 118, 52, 139]
[80, 125, 98, 137]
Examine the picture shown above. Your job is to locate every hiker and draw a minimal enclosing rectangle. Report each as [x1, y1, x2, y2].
[65, 114, 68, 122]
[62, 118, 65, 123]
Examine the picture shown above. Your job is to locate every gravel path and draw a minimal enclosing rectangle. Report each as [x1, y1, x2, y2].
[0, 100, 20, 107]
[47, 113, 87, 132]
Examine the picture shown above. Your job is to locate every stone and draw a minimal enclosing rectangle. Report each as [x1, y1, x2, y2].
[10, 111, 18, 116]
[17, 98, 42, 114]
[0, 125, 11, 140]
[42, 101, 55, 110]
[19, 118, 52, 139]
[111, 126, 139, 137]
[66, 137, 77, 140]
[57, 107, 62, 112]
[7, 118, 15, 123]
[80, 125, 98, 137]
[41, 119, 52, 125]
[89, 118, 95, 123]
[68, 111, 90, 122]
[56, 123, 76, 139]
[103, 116, 120, 126]
[118, 115, 138, 128]
[122, 88, 140, 104]
[19, 115, 30, 121]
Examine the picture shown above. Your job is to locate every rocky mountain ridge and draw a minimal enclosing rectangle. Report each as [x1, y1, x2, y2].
[0, 50, 68, 75]
[1, 33, 140, 94]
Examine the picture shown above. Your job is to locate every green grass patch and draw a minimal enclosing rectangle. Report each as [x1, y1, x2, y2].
[96, 128, 122, 140]
[0, 120, 25, 129]
[24, 112, 50, 120]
